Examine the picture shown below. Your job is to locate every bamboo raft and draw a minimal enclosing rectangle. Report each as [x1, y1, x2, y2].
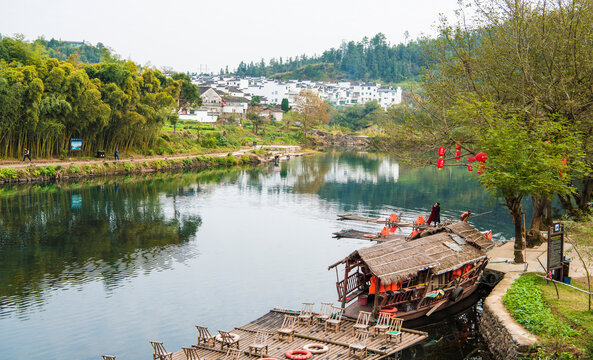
[332, 229, 406, 242]
[169, 308, 428, 360]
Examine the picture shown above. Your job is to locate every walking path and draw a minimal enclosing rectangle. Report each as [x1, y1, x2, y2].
[0, 145, 305, 170]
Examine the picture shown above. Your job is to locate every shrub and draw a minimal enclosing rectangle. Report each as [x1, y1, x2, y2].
[0, 168, 18, 179]
[69, 165, 81, 174]
[123, 162, 134, 172]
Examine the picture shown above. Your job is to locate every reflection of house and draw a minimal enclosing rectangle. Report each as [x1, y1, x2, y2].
[178, 107, 218, 123]
[259, 106, 284, 122]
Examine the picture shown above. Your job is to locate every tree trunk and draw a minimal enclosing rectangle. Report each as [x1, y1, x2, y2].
[578, 177, 593, 213]
[558, 193, 579, 217]
[526, 195, 547, 248]
[506, 195, 525, 263]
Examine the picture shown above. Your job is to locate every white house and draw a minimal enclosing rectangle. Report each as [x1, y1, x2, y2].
[178, 107, 218, 123]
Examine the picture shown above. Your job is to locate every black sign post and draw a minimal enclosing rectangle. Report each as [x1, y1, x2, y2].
[547, 223, 565, 281]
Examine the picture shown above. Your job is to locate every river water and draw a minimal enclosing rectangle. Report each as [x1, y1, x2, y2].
[0, 152, 517, 359]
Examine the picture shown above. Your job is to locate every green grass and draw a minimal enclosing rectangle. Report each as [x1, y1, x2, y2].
[504, 274, 592, 359]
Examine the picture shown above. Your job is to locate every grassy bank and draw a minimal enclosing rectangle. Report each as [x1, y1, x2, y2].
[0, 153, 260, 183]
[503, 274, 593, 359]
[153, 120, 307, 156]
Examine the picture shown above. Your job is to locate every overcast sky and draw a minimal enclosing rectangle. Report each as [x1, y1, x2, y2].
[2, 0, 462, 73]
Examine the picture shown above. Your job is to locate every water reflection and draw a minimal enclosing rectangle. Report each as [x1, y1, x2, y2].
[0, 177, 202, 318]
[0, 153, 511, 360]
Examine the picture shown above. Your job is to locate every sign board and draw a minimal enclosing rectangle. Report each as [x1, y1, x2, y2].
[547, 222, 564, 277]
[70, 138, 82, 151]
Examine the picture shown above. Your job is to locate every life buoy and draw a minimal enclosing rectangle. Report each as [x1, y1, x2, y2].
[285, 350, 312, 360]
[303, 344, 329, 354]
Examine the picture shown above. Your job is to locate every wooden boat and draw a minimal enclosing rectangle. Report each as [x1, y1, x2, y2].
[328, 221, 494, 322]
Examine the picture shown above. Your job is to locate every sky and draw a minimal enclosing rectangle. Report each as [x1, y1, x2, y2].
[2, 0, 462, 73]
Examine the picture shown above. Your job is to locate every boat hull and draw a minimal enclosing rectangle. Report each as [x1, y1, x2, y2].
[344, 282, 480, 323]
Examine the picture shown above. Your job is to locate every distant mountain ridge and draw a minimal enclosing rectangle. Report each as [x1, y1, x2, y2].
[233, 33, 428, 84]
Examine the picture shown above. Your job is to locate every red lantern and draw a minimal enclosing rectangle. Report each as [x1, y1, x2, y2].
[455, 144, 461, 150]
[438, 146, 445, 157]
[560, 158, 568, 177]
[455, 151, 461, 160]
[476, 152, 488, 162]
[468, 165, 473, 172]
[437, 158, 445, 170]
[467, 157, 476, 163]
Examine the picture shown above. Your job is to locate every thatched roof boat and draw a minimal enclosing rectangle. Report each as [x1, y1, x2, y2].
[329, 221, 493, 321]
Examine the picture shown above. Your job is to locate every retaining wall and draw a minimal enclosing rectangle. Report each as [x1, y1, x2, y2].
[480, 273, 538, 359]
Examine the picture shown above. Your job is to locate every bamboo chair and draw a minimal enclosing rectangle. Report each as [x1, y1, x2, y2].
[348, 331, 369, 359]
[352, 311, 372, 336]
[224, 348, 241, 360]
[248, 329, 269, 357]
[195, 325, 216, 347]
[182, 347, 202, 360]
[150, 341, 173, 360]
[277, 314, 297, 342]
[218, 330, 240, 350]
[324, 306, 344, 333]
[313, 302, 333, 325]
[371, 312, 391, 336]
[384, 317, 404, 344]
[101, 356, 116, 360]
[297, 302, 315, 326]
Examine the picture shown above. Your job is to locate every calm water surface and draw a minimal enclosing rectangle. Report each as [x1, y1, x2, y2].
[0, 153, 516, 360]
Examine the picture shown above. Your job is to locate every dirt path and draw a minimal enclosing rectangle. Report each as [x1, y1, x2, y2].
[0, 145, 304, 169]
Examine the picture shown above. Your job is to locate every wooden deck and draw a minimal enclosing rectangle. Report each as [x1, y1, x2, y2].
[169, 308, 428, 360]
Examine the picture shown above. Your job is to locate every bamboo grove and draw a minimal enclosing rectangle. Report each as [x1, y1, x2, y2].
[0, 36, 186, 158]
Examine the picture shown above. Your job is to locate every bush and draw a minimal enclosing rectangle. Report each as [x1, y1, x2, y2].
[0, 168, 18, 179]
[123, 162, 134, 172]
[69, 165, 81, 174]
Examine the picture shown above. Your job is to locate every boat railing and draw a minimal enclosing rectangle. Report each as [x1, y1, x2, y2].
[380, 287, 424, 308]
[336, 272, 365, 301]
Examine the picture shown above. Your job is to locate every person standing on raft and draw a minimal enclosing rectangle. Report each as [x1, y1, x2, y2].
[460, 210, 472, 221]
[426, 202, 440, 226]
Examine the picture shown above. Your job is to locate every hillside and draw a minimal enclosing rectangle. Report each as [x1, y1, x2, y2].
[234, 33, 428, 83]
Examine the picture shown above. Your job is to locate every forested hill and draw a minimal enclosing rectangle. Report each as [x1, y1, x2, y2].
[0, 35, 108, 63]
[34, 38, 107, 63]
[233, 33, 427, 83]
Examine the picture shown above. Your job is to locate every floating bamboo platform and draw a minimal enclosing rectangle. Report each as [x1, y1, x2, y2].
[332, 229, 406, 242]
[169, 308, 428, 360]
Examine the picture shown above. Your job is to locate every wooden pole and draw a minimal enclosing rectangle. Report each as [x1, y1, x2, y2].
[372, 277, 380, 316]
[341, 261, 350, 309]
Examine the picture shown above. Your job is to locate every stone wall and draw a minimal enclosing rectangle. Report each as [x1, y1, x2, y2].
[480, 273, 538, 359]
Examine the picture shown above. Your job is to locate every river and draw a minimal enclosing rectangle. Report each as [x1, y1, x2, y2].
[0, 152, 520, 359]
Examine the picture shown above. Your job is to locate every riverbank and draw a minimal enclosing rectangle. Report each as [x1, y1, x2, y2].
[0, 146, 315, 184]
[481, 226, 593, 360]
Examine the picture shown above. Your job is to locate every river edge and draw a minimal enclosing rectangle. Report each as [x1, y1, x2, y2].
[0, 147, 317, 184]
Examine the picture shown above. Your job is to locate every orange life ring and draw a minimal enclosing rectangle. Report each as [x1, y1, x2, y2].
[286, 350, 312, 360]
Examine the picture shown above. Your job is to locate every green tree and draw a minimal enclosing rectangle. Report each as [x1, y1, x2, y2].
[281, 98, 291, 112]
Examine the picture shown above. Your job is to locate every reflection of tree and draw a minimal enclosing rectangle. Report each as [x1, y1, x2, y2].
[0, 177, 202, 316]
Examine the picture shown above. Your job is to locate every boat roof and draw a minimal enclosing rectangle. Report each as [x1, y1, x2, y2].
[328, 222, 492, 285]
